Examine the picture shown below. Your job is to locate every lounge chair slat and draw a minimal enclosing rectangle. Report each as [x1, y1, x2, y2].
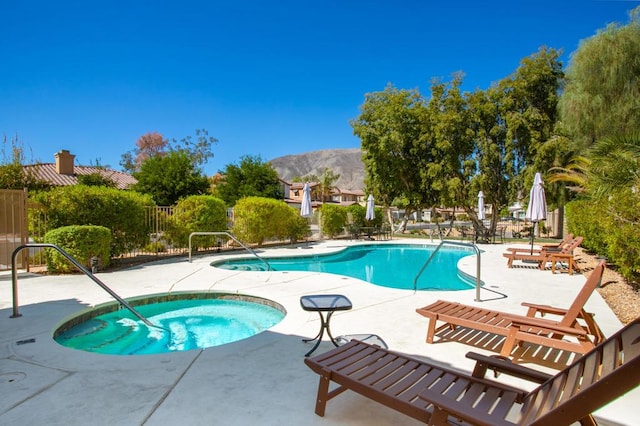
[355, 354, 412, 384]
[371, 359, 423, 391]
[600, 335, 620, 378]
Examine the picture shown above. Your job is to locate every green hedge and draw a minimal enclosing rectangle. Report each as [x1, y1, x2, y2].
[44, 225, 111, 273]
[566, 191, 640, 280]
[31, 185, 155, 257]
[232, 196, 310, 246]
[319, 204, 348, 238]
[166, 195, 228, 248]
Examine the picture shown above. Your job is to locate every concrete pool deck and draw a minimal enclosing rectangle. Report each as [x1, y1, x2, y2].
[1, 239, 638, 425]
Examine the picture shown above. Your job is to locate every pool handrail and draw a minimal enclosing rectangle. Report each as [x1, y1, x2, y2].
[413, 240, 482, 301]
[10, 243, 161, 330]
[188, 231, 271, 270]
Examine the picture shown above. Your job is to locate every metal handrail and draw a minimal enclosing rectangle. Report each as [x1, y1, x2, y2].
[10, 243, 160, 329]
[188, 231, 271, 270]
[413, 240, 482, 301]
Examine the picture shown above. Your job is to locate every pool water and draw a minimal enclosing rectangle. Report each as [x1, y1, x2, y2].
[214, 244, 475, 291]
[55, 297, 285, 355]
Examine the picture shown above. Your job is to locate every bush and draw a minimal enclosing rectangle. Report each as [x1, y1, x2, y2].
[165, 195, 228, 248]
[31, 186, 155, 257]
[232, 196, 309, 246]
[566, 191, 640, 280]
[320, 204, 348, 238]
[44, 225, 111, 273]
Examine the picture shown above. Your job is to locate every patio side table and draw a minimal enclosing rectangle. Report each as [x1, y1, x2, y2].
[300, 294, 352, 357]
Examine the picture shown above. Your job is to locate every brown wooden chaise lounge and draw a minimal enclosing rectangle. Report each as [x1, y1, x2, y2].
[304, 316, 640, 425]
[502, 236, 583, 271]
[504, 233, 574, 255]
[415, 260, 605, 357]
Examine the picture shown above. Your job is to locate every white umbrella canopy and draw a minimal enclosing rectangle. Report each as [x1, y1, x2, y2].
[365, 194, 375, 221]
[525, 172, 547, 253]
[300, 183, 312, 218]
[477, 191, 486, 221]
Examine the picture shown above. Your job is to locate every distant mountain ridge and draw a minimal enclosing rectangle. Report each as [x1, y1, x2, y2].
[269, 148, 365, 190]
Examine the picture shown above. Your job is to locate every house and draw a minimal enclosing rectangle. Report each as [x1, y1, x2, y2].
[23, 150, 137, 190]
[329, 188, 365, 205]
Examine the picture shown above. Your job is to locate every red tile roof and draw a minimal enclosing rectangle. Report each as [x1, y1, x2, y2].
[23, 164, 137, 190]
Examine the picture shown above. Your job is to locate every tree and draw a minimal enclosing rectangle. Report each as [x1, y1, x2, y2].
[120, 129, 217, 173]
[351, 84, 429, 231]
[77, 173, 116, 187]
[318, 168, 340, 201]
[120, 131, 168, 173]
[215, 155, 282, 206]
[0, 134, 49, 190]
[132, 150, 210, 205]
[559, 7, 640, 150]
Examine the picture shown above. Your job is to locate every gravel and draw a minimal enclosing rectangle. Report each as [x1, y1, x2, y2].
[575, 248, 640, 324]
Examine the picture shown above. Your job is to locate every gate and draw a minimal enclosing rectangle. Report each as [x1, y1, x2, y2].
[0, 189, 28, 270]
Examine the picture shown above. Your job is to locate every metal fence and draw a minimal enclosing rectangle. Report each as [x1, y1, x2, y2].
[0, 189, 28, 270]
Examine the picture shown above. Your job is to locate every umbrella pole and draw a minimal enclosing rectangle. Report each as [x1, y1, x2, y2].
[530, 221, 536, 255]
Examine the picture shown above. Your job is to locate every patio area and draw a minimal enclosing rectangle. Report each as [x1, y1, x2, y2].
[1, 239, 638, 425]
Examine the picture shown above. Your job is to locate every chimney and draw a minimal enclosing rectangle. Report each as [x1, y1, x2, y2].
[55, 150, 75, 175]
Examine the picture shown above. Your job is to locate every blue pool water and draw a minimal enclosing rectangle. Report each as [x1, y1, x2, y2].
[213, 243, 476, 291]
[55, 295, 285, 355]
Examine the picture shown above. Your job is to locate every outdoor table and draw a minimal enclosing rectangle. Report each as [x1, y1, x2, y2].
[300, 294, 352, 357]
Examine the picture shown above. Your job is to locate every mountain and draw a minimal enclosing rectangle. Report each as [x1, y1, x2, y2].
[269, 148, 366, 190]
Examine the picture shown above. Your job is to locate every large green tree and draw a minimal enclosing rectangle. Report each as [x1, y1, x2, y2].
[351, 49, 564, 234]
[215, 155, 282, 206]
[132, 150, 210, 205]
[559, 7, 640, 150]
[351, 85, 430, 229]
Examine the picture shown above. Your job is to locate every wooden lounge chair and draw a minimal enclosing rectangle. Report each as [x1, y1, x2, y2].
[504, 233, 574, 255]
[502, 236, 583, 271]
[415, 261, 605, 357]
[304, 316, 640, 425]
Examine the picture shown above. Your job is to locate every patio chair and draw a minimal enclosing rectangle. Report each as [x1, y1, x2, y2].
[304, 315, 640, 425]
[415, 260, 605, 357]
[502, 236, 583, 271]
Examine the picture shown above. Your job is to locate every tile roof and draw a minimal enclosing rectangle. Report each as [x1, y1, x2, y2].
[23, 163, 137, 190]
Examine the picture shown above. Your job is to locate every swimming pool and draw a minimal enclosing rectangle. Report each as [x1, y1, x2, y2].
[54, 292, 285, 355]
[213, 243, 477, 291]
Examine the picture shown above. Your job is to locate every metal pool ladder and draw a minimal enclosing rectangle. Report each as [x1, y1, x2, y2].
[188, 231, 271, 270]
[10, 243, 160, 329]
[413, 240, 482, 301]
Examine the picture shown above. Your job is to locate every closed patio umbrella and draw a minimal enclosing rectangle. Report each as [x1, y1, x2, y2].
[525, 172, 547, 254]
[300, 183, 312, 218]
[477, 191, 486, 221]
[365, 194, 375, 221]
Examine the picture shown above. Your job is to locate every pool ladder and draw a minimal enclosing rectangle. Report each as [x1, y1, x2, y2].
[9, 243, 161, 329]
[188, 231, 271, 270]
[413, 240, 482, 301]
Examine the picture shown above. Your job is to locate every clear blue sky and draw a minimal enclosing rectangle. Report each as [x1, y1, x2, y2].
[1, 1, 637, 176]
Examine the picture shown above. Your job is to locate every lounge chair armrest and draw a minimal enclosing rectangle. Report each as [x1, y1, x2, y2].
[521, 302, 568, 317]
[503, 315, 588, 336]
[418, 384, 521, 426]
[505, 247, 542, 254]
[466, 352, 552, 384]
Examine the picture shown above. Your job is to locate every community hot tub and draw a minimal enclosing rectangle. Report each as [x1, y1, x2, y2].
[54, 292, 286, 355]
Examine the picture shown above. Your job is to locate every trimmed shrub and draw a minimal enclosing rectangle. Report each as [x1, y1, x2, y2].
[44, 225, 111, 273]
[30, 186, 155, 257]
[320, 204, 348, 238]
[566, 191, 640, 280]
[232, 196, 309, 246]
[165, 195, 227, 248]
